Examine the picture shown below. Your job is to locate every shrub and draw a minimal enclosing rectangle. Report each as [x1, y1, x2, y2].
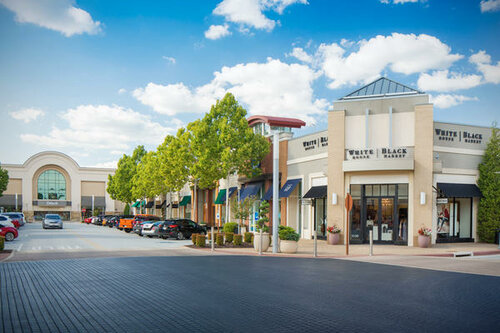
[244, 232, 253, 243]
[124, 203, 130, 215]
[225, 232, 234, 243]
[0, 235, 4, 251]
[234, 234, 243, 246]
[223, 222, 238, 234]
[191, 234, 198, 245]
[216, 233, 224, 246]
[278, 226, 300, 242]
[196, 235, 206, 247]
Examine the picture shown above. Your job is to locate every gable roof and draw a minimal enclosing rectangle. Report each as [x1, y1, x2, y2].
[340, 77, 423, 100]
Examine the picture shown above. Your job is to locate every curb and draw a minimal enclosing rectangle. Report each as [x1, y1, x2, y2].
[0, 250, 15, 262]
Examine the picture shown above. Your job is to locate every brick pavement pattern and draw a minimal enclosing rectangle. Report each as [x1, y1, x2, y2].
[1, 256, 499, 332]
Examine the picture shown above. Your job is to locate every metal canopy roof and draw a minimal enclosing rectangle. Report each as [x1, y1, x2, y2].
[340, 77, 422, 100]
[437, 183, 482, 198]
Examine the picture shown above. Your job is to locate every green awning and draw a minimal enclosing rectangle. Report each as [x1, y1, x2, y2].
[131, 201, 140, 207]
[214, 189, 227, 204]
[179, 195, 191, 206]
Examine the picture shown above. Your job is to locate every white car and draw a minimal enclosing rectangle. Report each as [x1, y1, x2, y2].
[141, 222, 162, 238]
[0, 215, 18, 229]
[1, 212, 25, 226]
[42, 214, 63, 229]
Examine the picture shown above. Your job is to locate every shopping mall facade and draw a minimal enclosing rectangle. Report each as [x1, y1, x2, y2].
[1, 78, 491, 246]
[0, 151, 124, 221]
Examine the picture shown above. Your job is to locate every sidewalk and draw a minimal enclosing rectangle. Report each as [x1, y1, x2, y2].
[195, 239, 500, 258]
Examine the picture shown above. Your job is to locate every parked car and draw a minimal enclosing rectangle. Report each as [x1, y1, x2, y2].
[0, 215, 19, 229]
[42, 214, 63, 229]
[0, 223, 18, 241]
[132, 220, 150, 236]
[142, 221, 164, 238]
[160, 219, 206, 240]
[101, 215, 114, 226]
[119, 214, 160, 233]
[115, 215, 134, 229]
[105, 216, 119, 228]
[1, 212, 25, 226]
[84, 217, 92, 224]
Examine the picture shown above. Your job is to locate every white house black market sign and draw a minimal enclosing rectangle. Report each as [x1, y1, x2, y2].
[303, 136, 328, 151]
[346, 147, 411, 160]
[434, 128, 483, 144]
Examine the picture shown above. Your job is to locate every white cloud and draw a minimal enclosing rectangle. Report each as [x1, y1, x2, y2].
[212, 0, 307, 33]
[162, 56, 176, 64]
[204, 24, 231, 40]
[430, 94, 478, 109]
[316, 33, 462, 89]
[133, 58, 327, 124]
[20, 105, 177, 151]
[480, 0, 500, 12]
[118, 88, 126, 94]
[417, 70, 482, 92]
[10, 108, 45, 123]
[470, 50, 500, 84]
[287, 47, 313, 63]
[0, 0, 101, 37]
[92, 161, 118, 168]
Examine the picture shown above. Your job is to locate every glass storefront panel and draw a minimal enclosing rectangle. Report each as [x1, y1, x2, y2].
[37, 170, 66, 200]
[365, 198, 379, 241]
[437, 198, 472, 241]
[350, 185, 362, 242]
[315, 198, 326, 238]
[380, 198, 394, 241]
[458, 198, 471, 238]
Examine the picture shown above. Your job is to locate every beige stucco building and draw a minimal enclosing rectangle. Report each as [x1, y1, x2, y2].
[0, 151, 124, 221]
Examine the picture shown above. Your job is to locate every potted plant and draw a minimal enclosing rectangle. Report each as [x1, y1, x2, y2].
[417, 226, 432, 248]
[278, 226, 300, 253]
[326, 225, 341, 245]
[254, 200, 270, 253]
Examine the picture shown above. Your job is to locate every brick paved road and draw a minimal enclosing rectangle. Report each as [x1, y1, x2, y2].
[1, 256, 499, 332]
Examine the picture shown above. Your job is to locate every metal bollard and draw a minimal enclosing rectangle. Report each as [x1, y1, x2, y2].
[211, 226, 214, 252]
[369, 230, 373, 256]
[313, 230, 317, 258]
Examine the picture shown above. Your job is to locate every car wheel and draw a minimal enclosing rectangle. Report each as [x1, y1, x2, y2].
[146, 235, 153, 238]
[177, 232, 185, 240]
[125, 229, 131, 233]
[5, 232, 15, 241]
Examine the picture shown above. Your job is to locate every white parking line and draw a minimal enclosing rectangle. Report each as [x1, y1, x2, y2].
[17, 244, 24, 252]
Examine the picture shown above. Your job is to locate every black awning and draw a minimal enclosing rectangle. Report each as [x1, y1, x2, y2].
[145, 201, 154, 208]
[303, 185, 327, 199]
[156, 200, 166, 209]
[437, 183, 482, 198]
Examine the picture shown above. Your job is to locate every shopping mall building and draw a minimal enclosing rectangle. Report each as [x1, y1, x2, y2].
[0, 151, 124, 221]
[207, 78, 490, 246]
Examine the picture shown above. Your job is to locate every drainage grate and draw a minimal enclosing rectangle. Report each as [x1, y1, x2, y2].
[453, 251, 473, 257]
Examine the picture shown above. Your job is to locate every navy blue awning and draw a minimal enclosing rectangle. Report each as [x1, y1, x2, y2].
[228, 187, 238, 198]
[239, 183, 261, 201]
[279, 179, 301, 198]
[263, 187, 273, 201]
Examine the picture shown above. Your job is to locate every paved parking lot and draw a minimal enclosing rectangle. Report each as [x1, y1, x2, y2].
[1, 255, 499, 333]
[3, 222, 192, 261]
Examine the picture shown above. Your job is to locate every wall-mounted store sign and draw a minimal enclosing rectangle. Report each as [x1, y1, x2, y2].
[33, 200, 71, 207]
[434, 128, 483, 144]
[303, 136, 328, 151]
[345, 147, 412, 160]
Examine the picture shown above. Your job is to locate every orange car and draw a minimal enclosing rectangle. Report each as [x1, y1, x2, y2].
[119, 214, 160, 233]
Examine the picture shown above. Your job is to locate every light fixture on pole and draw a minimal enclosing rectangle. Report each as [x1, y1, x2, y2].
[272, 130, 279, 254]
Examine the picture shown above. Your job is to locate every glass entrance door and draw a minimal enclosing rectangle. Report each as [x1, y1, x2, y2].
[364, 197, 394, 243]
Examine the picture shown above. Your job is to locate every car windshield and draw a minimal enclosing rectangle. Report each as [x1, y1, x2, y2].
[46, 215, 61, 219]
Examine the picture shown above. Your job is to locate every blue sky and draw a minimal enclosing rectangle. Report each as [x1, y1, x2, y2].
[1, 0, 499, 167]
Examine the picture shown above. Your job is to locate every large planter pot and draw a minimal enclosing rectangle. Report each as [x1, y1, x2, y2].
[280, 240, 298, 254]
[327, 233, 340, 245]
[253, 232, 270, 252]
[418, 235, 431, 248]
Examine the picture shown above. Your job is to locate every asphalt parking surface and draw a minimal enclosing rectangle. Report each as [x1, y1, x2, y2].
[1, 255, 499, 333]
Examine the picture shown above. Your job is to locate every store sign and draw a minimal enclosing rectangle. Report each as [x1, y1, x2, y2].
[434, 128, 483, 144]
[302, 136, 328, 151]
[345, 147, 411, 160]
[436, 198, 448, 204]
[33, 200, 70, 207]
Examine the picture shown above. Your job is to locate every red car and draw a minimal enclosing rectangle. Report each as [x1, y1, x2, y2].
[10, 219, 20, 229]
[0, 224, 18, 241]
[84, 217, 93, 224]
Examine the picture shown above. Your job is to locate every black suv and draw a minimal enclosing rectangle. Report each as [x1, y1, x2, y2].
[159, 219, 206, 240]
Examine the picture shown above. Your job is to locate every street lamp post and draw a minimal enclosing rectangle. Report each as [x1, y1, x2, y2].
[272, 131, 279, 253]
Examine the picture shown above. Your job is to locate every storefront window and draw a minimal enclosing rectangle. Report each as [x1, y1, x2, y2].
[350, 185, 362, 242]
[37, 170, 66, 200]
[315, 198, 326, 238]
[436, 198, 472, 241]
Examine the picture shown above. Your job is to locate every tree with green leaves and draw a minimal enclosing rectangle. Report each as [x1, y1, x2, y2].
[0, 166, 8, 198]
[231, 195, 258, 228]
[132, 151, 164, 200]
[477, 124, 500, 242]
[107, 145, 147, 204]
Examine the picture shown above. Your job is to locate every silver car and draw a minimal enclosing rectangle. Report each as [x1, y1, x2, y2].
[141, 221, 162, 238]
[42, 214, 63, 229]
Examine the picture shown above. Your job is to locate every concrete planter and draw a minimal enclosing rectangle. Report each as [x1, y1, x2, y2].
[418, 235, 431, 248]
[280, 240, 298, 253]
[327, 233, 340, 245]
[253, 232, 270, 252]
